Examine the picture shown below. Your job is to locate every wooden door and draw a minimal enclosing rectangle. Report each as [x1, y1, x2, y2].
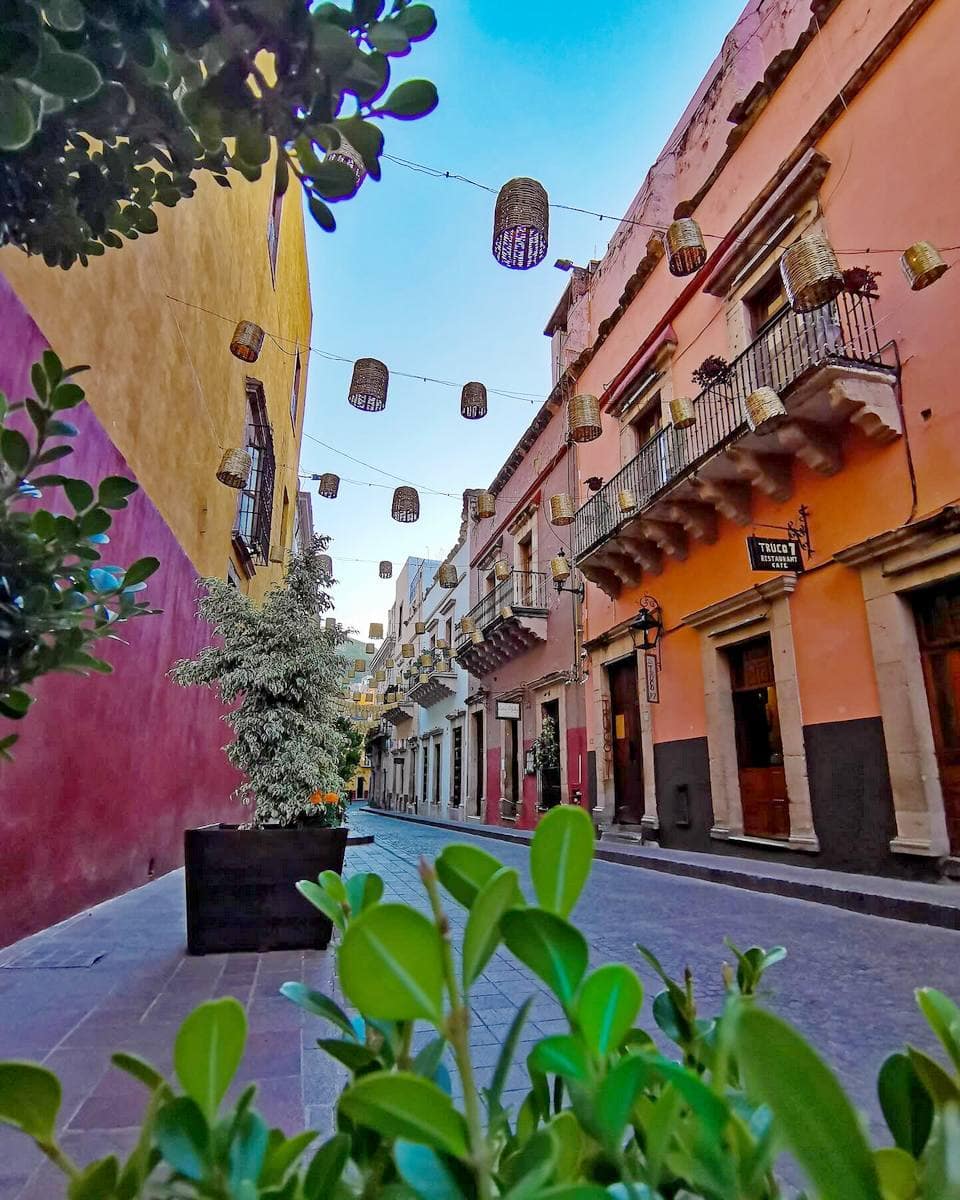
[503, 717, 520, 818]
[608, 658, 644, 825]
[539, 699, 562, 810]
[728, 637, 790, 838]
[914, 581, 960, 854]
[473, 711, 484, 816]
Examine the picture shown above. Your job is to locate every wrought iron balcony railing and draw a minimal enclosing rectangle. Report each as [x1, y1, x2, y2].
[457, 571, 548, 647]
[574, 292, 889, 561]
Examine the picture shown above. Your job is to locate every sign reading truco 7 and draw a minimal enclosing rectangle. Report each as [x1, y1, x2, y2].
[746, 536, 804, 573]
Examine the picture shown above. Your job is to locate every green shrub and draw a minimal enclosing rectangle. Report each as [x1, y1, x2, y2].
[1, 807, 957, 1198]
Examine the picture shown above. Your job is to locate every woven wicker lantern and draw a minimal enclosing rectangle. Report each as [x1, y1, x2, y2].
[326, 136, 366, 189]
[365, 643, 375, 654]
[318, 554, 333, 575]
[354, 658, 365, 671]
[744, 387, 788, 435]
[325, 617, 336, 631]
[551, 554, 571, 584]
[401, 643, 414, 659]
[352, 691, 362, 702]
[549, 493, 576, 526]
[375, 669, 386, 683]
[229, 321, 265, 363]
[435, 638, 449, 651]
[493, 557, 511, 582]
[416, 671, 429, 685]
[414, 621, 425, 635]
[420, 652, 433, 668]
[348, 358, 389, 412]
[216, 448, 252, 489]
[499, 605, 514, 621]
[386, 657, 396, 669]
[461, 382, 488, 420]
[391, 486, 420, 523]
[368, 622, 383, 639]
[492, 177, 549, 270]
[665, 219, 707, 277]
[670, 396, 696, 430]
[438, 563, 458, 588]
[379, 560, 393, 579]
[618, 489, 637, 514]
[475, 491, 496, 520]
[568, 394, 602, 443]
[900, 242, 949, 291]
[317, 473, 340, 499]
[780, 235, 844, 312]
[471, 629, 484, 646]
[460, 615, 477, 635]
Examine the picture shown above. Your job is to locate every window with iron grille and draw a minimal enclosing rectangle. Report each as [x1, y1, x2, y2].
[290, 349, 302, 428]
[234, 380, 275, 568]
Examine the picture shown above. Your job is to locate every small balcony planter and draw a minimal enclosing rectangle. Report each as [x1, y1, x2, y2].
[185, 821, 348, 955]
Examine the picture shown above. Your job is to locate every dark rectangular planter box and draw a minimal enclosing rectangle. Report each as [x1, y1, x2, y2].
[185, 823, 349, 955]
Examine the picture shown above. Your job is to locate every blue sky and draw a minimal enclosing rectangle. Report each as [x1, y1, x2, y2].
[301, 0, 746, 637]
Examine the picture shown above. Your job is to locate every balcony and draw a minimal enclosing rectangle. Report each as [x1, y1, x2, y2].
[408, 671, 457, 707]
[456, 571, 549, 673]
[382, 694, 415, 726]
[574, 294, 900, 598]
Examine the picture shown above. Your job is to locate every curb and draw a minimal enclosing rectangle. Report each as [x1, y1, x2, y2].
[359, 807, 960, 932]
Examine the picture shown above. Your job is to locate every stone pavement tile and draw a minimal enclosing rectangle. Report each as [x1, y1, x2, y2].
[42, 1046, 112, 1129]
[304, 1104, 337, 1138]
[246, 994, 305, 1032]
[254, 1075, 307, 1132]
[234, 1030, 303, 1082]
[16, 1128, 140, 1200]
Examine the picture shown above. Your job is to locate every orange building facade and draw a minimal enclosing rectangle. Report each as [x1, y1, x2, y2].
[549, 0, 960, 876]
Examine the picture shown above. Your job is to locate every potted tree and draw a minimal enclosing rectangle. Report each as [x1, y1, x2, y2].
[171, 536, 348, 954]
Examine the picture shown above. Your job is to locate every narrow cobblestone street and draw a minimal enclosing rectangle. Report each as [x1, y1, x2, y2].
[2, 807, 959, 1198]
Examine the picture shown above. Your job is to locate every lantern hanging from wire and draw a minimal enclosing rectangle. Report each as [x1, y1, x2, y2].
[493, 557, 511, 582]
[354, 658, 365, 671]
[415, 621, 426, 635]
[492, 177, 549, 270]
[216, 448, 252, 489]
[744, 387, 788, 435]
[325, 135, 366, 190]
[475, 491, 496, 520]
[670, 396, 696, 430]
[401, 643, 414, 658]
[461, 382, 488, 419]
[391, 486, 420, 523]
[369, 622, 383, 639]
[436, 639, 449, 651]
[318, 554, 333, 576]
[348, 357, 389, 412]
[365, 642, 375, 654]
[229, 321, 265, 363]
[568, 394, 602, 443]
[471, 629, 484, 646]
[779, 235, 844, 312]
[386, 657, 396, 669]
[438, 563, 458, 588]
[900, 241, 949, 291]
[317, 473, 340, 499]
[420, 652, 433, 668]
[618, 489, 638, 514]
[460, 615, 477, 635]
[665, 219, 707, 277]
[325, 617, 337, 631]
[549, 493, 576, 526]
[499, 605, 514, 620]
[375, 669, 386, 683]
[379, 560, 393, 579]
[551, 554, 571, 584]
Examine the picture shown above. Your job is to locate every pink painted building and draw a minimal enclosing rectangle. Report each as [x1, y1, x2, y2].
[456, 398, 588, 829]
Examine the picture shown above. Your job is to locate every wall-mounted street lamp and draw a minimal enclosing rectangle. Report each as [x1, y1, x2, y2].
[551, 549, 584, 598]
[629, 596, 663, 652]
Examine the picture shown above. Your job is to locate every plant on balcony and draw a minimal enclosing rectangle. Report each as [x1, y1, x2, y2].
[0, 350, 159, 758]
[0, 0, 439, 267]
[690, 353, 730, 390]
[842, 265, 881, 299]
[171, 535, 345, 828]
[2, 805, 959, 1197]
[531, 712, 560, 771]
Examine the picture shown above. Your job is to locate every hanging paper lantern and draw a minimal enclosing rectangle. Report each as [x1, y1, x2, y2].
[780, 235, 844, 313]
[900, 242, 949, 291]
[618, 489, 637, 514]
[325, 136, 366, 189]
[499, 605, 514, 620]
[318, 554, 333, 575]
[493, 557, 511, 582]
[386, 657, 396, 669]
[568, 394, 602, 443]
[670, 397, 696, 429]
[348, 357, 389, 412]
[415, 621, 426, 635]
[549, 494, 576, 526]
[420, 652, 433, 667]
[325, 617, 337, 631]
[317, 473, 340, 499]
[551, 554, 571, 583]
[379, 560, 393, 579]
[391, 486, 420, 523]
[665, 219, 707, 277]
[216, 448, 252, 489]
[461, 615, 477, 635]
[493, 177, 549, 270]
[354, 658, 365, 671]
[375, 669, 386, 682]
[744, 387, 788, 435]
[435, 638, 449, 651]
[461, 382, 488, 419]
[401, 643, 414, 658]
[438, 563, 458, 588]
[471, 629, 484, 645]
[475, 491, 496, 520]
[229, 321, 265, 363]
[365, 642, 375, 654]
[369, 622, 383, 639]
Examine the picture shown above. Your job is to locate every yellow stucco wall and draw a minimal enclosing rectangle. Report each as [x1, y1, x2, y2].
[0, 154, 312, 601]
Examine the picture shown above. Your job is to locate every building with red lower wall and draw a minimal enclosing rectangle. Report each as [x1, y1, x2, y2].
[456, 397, 588, 829]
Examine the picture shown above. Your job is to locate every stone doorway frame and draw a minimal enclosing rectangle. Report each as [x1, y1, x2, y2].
[835, 508, 960, 858]
[683, 574, 819, 852]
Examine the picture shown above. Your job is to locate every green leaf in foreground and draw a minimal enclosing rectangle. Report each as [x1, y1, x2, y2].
[338, 1072, 470, 1157]
[173, 998, 246, 1122]
[530, 804, 595, 918]
[0, 1062, 61, 1141]
[338, 903, 444, 1022]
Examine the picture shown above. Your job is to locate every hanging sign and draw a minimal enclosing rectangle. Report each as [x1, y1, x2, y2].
[644, 654, 660, 704]
[496, 700, 521, 721]
[746, 536, 804, 573]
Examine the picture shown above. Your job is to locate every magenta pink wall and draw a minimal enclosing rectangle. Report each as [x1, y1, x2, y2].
[0, 277, 241, 947]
